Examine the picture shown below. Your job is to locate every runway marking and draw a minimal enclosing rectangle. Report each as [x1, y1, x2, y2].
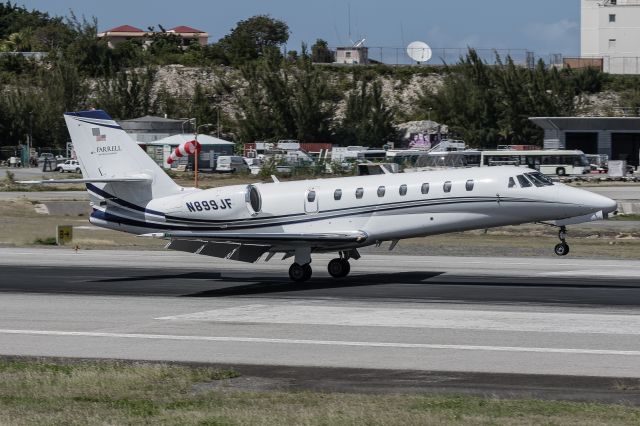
[0, 329, 638, 356]
[157, 304, 640, 335]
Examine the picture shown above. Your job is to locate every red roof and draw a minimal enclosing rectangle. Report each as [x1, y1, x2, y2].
[104, 25, 144, 33]
[169, 26, 205, 34]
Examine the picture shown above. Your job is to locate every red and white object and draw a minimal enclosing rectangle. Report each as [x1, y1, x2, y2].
[167, 140, 201, 165]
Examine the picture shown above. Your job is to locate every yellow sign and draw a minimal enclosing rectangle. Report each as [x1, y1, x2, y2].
[57, 225, 73, 245]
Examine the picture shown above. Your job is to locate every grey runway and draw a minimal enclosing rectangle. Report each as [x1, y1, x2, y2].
[0, 248, 639, 382]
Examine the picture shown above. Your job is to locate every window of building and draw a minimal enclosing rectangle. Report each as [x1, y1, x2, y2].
[508, 177, 516, 188]
[609, 14, 616, 23]
[307, 191, 316, 202]
[399, 184, 408, 196]
[334, 189, 342, 200]
[355, 187, 364, 199]
[421, 183, 430, 194]
[516, 174, 532, 188]
[465, 179, 474, 191]
[609, 39, 617, 49]
[443, 181, 452, 193]
[377, 186, 386, 197]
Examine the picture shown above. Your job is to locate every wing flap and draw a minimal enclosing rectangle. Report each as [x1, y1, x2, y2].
[167, 238, 270, 263]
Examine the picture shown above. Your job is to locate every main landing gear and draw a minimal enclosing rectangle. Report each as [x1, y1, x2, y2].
[327, 257, 350, 278]
[554, 226, 570, 256]
[287, 249, 357, 282]
[289, 263, 312, 282]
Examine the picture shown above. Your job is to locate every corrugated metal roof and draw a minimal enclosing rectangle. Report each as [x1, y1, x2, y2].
[530, 117, 640, 131]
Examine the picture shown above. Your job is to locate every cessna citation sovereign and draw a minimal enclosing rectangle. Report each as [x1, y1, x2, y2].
[22, 110, 618, 282]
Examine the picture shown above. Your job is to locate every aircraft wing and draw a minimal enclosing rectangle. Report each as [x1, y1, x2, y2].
[142, 231, 369, 263]
[143, 230, 368, 244]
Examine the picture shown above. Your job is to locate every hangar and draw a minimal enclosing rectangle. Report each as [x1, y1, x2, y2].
[530, 117, 640, 168]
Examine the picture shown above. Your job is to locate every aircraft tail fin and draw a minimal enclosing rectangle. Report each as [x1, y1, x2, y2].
[64, 110, 182, 201]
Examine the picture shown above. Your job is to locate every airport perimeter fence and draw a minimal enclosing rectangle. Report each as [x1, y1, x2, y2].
[328, 46, 563, 68]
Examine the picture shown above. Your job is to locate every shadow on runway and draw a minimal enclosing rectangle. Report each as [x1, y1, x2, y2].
[183, 271, 446, 297]
[3, 265, 640, 305]
[96, 272, 222, 282]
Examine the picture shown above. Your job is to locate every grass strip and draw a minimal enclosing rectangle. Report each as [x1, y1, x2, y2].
[0, 359, 638, 425]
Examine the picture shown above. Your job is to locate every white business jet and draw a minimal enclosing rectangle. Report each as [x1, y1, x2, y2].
[22, 110, 618, 282]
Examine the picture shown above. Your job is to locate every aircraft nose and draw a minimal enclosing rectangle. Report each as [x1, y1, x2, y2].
[585, 191, 618, 214]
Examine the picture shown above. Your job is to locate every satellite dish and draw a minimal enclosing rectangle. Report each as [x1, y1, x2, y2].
[407, 41, 432, 63]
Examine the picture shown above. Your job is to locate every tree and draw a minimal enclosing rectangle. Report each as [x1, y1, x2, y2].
[95, 67, 156, 119]
[217, 15, 289, 64]
[337, 73, 395, 147]
[311, 39, 333, 63]
[232, 51, 334, 142]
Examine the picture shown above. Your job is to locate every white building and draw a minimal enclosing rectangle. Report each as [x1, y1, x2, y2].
[581, 0, 640, 74]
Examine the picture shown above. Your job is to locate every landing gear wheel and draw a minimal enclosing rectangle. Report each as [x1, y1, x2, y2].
[328, 258, 351, 278]
[554, 242, 570, 256]
[289, 263, 312, 282]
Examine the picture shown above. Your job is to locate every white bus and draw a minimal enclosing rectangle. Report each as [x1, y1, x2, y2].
[480, 150, 590, 176]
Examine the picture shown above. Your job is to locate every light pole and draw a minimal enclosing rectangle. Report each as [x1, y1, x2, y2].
[194, 123, 212, 188]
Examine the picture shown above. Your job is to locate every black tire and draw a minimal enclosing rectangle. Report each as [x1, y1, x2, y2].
[289, 263, 312, 282]
[328, 258, 351, 278]
[56, 167, 62, 172]
[554, 243, 569, 256]
[339, 259, 350, 277]
[302, 263, 312, 281]
[556, 167, 566, 176]
[75, 168, 81, 173]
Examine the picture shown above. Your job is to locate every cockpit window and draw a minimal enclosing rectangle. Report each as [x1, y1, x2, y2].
[508, 177, 516, 188]
[516, 174, 532, 188]
[526, 171, 554, 186]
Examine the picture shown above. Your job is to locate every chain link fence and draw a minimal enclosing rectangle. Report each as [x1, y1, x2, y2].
[327, 46, 564, 68]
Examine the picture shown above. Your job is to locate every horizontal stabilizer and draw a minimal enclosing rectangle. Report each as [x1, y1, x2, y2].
[17, 176, 152, 184]
[141, 230, 369, 244]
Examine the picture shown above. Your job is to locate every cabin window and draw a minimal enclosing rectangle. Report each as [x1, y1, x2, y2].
[399, 184, 408, 196]
[465, 179, 474, 191]
[355, 187, 364, 199]
[377, 186, 386, 197]
[508, 177, 516, 188]
[516, 174, 532, 188]
[443, 181, 452, 193]
[334, 189, 342, 200]
[421, 183, 430, 194]
[307, 191, 316, 202]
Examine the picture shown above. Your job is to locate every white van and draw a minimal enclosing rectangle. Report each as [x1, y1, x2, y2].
[216, 155, 249, 173]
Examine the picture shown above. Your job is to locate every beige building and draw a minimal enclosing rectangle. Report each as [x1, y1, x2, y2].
[97, 24, 209, 48]
[334, 46, 369, 64]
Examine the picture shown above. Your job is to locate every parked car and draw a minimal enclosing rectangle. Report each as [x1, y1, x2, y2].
[216, 155, 249, 173]
[37, 153, 55, 163]
[55, 159, 82, 173]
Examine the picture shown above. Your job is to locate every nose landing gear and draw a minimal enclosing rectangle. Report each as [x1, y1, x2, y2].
[554, 226, 570, 256]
